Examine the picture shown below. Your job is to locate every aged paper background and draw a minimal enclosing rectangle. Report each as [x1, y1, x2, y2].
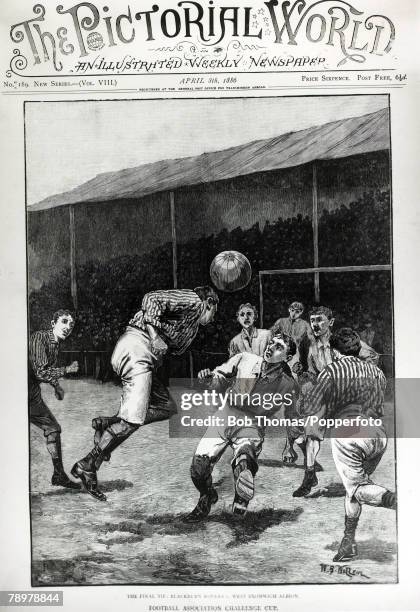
[0, 0, 419, 609]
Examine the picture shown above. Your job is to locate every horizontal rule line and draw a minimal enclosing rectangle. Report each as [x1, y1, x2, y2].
[5, 68, 397, 78]
[2, 85, 404, 95]
[2, 90, 137, 95]
[260, 265, 392, 275]
[1, 84, 406, 96]
[268, 85, 404, 89]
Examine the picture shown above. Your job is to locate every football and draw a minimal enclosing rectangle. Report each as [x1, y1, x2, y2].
[210, 250, 252, 292]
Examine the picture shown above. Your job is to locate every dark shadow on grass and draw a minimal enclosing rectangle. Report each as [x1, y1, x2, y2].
[98, 479, 134, 492]
[32, 554, 113, 586]
[98, 516, 205, 548]
[259, 459, 305, 470]
[38, 479, 133, 497]
[103, 520, 147, 536]
[42, 486, 82, 497]
[32, 547, 216, 586]
[98, 534, 145, 546]
[208, 507, 304, 548]
[325, 537, 397, 563]
[100, 507, 304, 549]
[306, 482, 346, 498]
[152, 551, 215, 584]
[30, 492, 44, 503]
[147, 514, 208, 536]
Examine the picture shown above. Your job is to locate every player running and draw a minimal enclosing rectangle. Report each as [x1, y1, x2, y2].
[297, 327, 396, 562]
[292, 306, 378, 496]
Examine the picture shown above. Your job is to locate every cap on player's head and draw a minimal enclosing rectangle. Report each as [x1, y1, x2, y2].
[330, 327, 361, 357]
[289, 301, 304, 312]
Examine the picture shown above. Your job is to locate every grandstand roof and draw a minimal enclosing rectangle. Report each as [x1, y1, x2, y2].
[29, 107, 389, 212]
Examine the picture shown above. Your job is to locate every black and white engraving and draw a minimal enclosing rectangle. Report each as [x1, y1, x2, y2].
[26, 95, 395, 585]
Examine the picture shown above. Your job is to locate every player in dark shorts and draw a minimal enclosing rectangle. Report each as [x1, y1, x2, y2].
[29, 309, 79, 489]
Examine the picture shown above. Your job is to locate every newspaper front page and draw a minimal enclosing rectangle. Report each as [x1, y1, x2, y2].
[0, 0, 419, 610]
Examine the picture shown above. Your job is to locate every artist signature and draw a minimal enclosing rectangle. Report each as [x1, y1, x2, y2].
[320, 563, 370, 579]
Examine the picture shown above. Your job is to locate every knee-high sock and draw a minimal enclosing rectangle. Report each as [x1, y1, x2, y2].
[46, 432, 64, 473]
[190, 455, 213, 495]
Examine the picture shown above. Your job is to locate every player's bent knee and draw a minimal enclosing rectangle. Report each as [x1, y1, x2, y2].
[190, 454, 213, 482]
[109, 419, 140, 438]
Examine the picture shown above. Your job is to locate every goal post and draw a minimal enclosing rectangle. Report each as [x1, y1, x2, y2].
[259, 264, 392, 328]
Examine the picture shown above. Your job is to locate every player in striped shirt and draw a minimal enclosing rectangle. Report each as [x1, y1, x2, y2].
[72, 286, 218, 501]
[292, 306, 379, 496]
[297, 328, 396, 562]
[29, 310, 79, 489]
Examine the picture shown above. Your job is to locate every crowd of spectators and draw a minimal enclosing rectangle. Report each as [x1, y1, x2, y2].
[319, 189, 391, 266]
[29, 189, 392, 374]
[29, 245, 173, 350]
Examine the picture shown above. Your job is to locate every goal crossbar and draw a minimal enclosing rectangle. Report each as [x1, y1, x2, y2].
[258, 264, 392, 326]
